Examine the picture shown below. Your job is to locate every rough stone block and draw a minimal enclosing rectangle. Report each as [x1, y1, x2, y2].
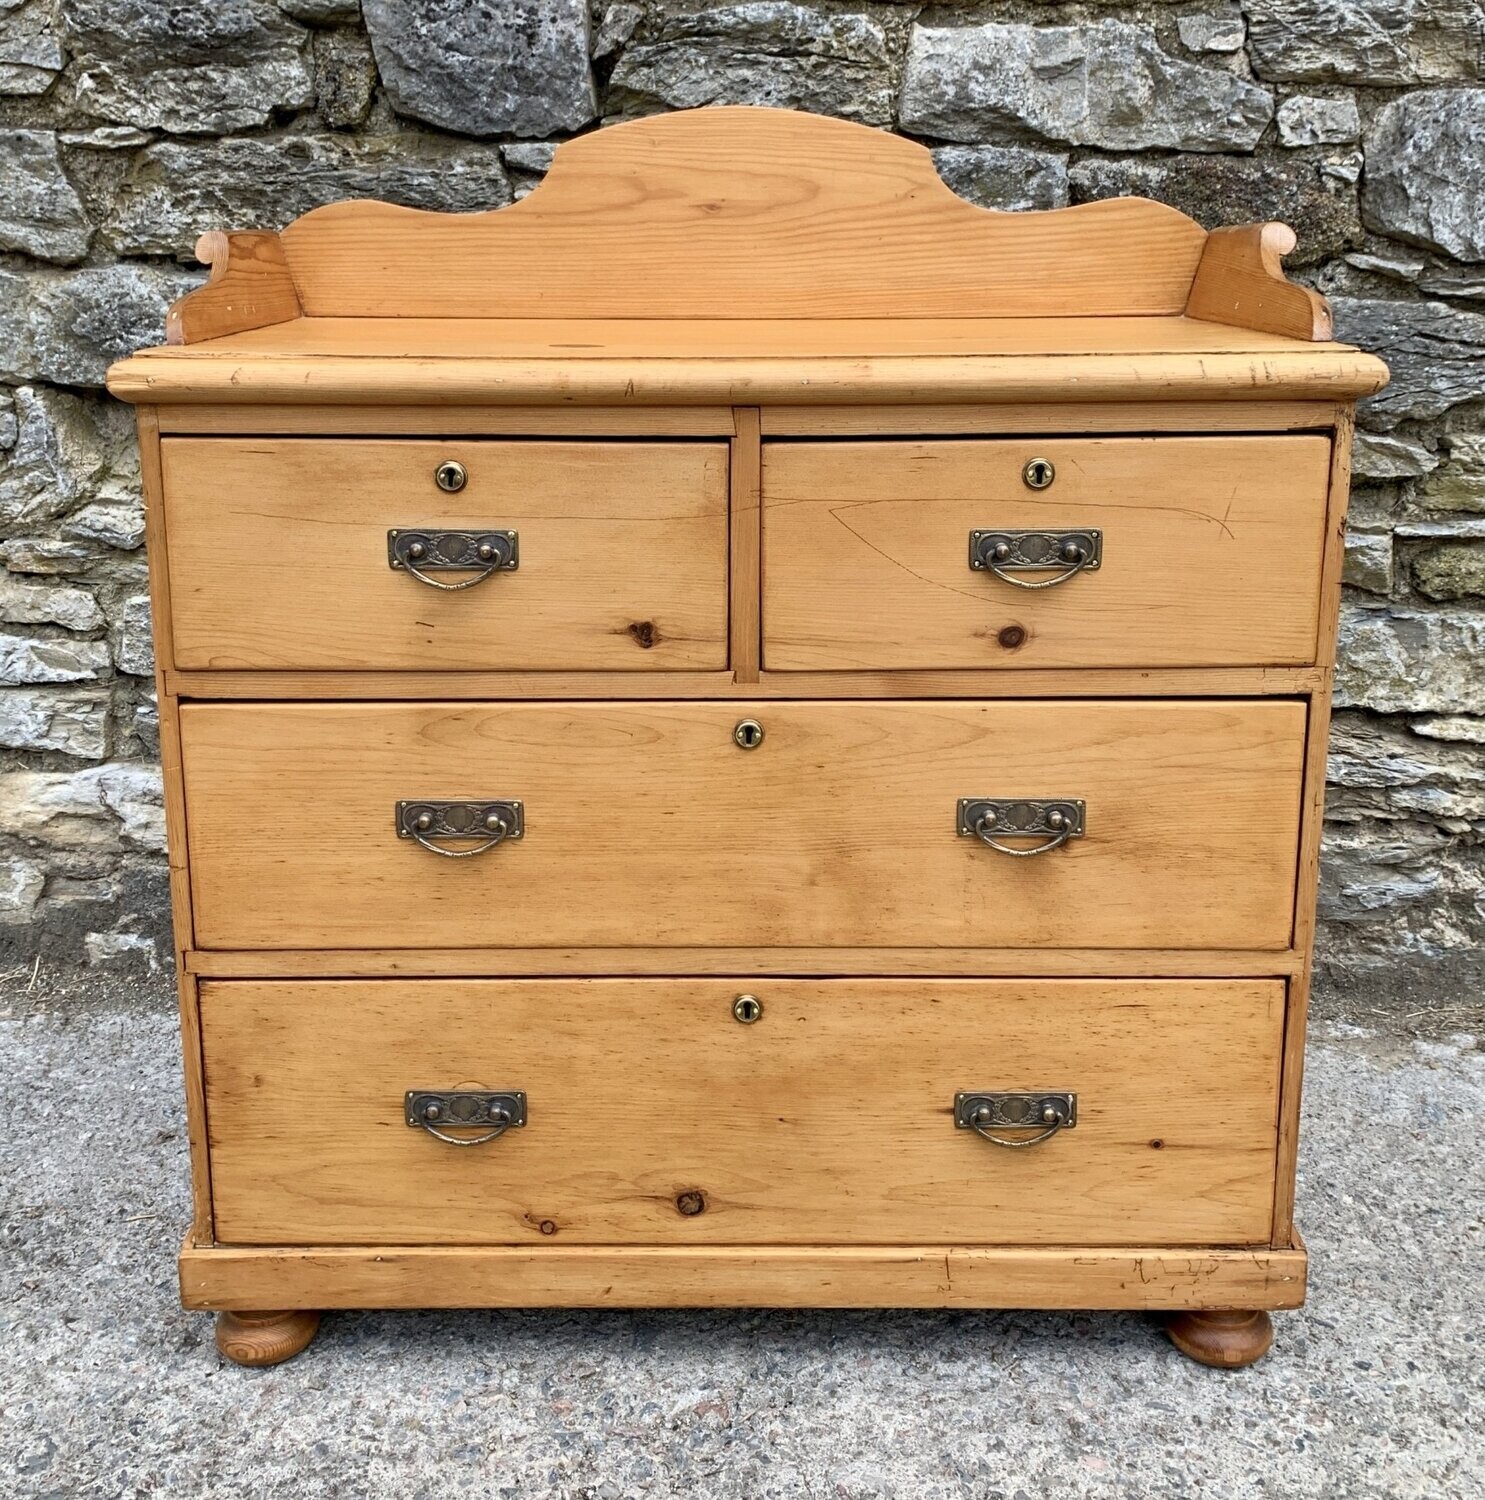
[930, 145, 1068, 212]
[1351, 431, 1440, 482]
[60, 0, 313, 133]
[312, 27, 375, 128]
[1245, 0, 1484, 86]
[1177, 10, 1245, 53]
[900, 19, 1273, 152]
[112, 593, 154, 676]
[64, 501, 145, 551]
[0, 130, 91, 262]
[0, 265, 199, 388]
[0, 0, 64, 96]
[1418, 434, 1485, 513]
[1333, 299, 1485, 426]
[1277, 94, 1362, 148]
[0, 631, 111, 684]
[278, 0, 361, 22]
[1343, 531, 1394, 594]
[1364, 90, 1485, 265]
[0, 687, 109, 758]
[1411, 541, 1485, 601]
[1070, 152, 1358, 265]
[0, 538, 93, 575]
[0, 762, 165, 852]
[0, 575, 104, 631]
[0, 387, 136, 533]
[1335, 606, 1485, 713]
[0, 854, 45, 923]
[364, 0, 595, 137]
[609, 3, 893, 125]
[107, 135, 513, 257]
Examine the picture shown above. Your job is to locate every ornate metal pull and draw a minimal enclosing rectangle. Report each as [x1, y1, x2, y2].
[396, 799, 524, 858]
[957, 798, 1084, 857]
[955, 1091, 1077, 1149]
[387, 528, 518, 591]
[969, 529, 1101, 590]
[405, 1090, 526, 1147]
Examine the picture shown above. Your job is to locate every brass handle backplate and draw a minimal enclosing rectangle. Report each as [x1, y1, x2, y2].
[388, 528, 518, 590]
[396, 799, 524, 857]
[405, 1090, 526, 1146]
[957, 798, 1084, 856]
[969, 528, 1101, 590]
[955, 1091, 1077, 1149]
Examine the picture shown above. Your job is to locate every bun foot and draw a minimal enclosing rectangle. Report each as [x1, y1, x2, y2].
[1164, 1309, 1274, 1368]
[215, 1309, 321, 1367]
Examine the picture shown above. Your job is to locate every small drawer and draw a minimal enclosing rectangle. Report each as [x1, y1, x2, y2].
[162, 438, 729, 670]
[180, 698, 1305, 951]
[200, 977, 1284, 1246]
[762, 436, 1332, 670]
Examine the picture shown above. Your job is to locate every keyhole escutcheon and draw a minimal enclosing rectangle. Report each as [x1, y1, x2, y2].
[1022, 458, 1056, 490]
[733, 718, 764, 750]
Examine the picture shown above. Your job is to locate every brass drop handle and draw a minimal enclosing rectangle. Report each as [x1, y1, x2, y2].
[955, 1091, 1077, 1149]
[405, 1090, 526, 1147]
[395, 800, 524, 858]
[387, 528, 519, 591]
[968, 529, 1102, 591]
[957, 798, 1085, 857]
[974, 807, 1075, 856]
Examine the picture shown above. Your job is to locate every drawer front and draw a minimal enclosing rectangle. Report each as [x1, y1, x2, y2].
[181, 699, 1304, 951]
[201, 978, 1284, 1246]
[762, 437, 1331, 670]
[162, 438, 729, 670]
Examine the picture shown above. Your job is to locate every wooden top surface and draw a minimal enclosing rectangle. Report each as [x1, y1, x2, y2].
[104, 108, 1388, 406]
[132, 315, 1325, 360]
[109, 315, 1386, 406]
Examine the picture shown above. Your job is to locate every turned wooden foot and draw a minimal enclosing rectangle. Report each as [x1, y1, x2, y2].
[215, 1309, 321, 1367]
[1164, 1309, 1274, 1368]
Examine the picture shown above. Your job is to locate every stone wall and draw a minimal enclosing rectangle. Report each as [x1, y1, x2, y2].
[1, 1, 1481, 1001]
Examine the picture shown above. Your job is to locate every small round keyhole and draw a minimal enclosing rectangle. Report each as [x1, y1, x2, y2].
[733, 718, 764, 750]
[434, 460, 468, 493]
[732, 994, 763, 1025]
[1022, 457, 1056, 490]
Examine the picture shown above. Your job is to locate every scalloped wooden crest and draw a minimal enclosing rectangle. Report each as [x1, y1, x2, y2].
[167, 106, 1329, 339]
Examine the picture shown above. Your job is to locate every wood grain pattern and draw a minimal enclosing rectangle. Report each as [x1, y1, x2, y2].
[167, 232, 301, 346]
[180, 1240, 1308, 1312]
[1274, 413, 1355, 1244]
[162, 665, 1326, 701]
[760, 401, 1341, 437]
[183, 947, 1305, 979]
[1187, 224, 1333, 343]
[273, 109, 1209, 321]
[138, 407, 215, 1242]
[156, 405, 739, 436]
[762, 437, 1332, 671]
[729, 409, 762, 683]
[199, 978, 1283, 1247]
[162, 439, 728, 671]
[178, 699, 1306, 952]
[109, 343, 1389, 410]
[156, 315, 1333, 360]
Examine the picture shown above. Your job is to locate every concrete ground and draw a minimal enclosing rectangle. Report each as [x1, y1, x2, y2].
[1, 972, 1481, 1500]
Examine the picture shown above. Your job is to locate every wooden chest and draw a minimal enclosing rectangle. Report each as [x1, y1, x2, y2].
[107, 107, 1388, 1370]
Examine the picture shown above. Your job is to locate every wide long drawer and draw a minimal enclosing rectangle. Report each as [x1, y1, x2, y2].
[180, 699, 1305, 951]
[762, 436, 1332, 670]
[162, 438, 729, 670]
[200, 978, 1285, 1246]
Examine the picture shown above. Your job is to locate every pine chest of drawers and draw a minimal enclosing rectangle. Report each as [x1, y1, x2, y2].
[108, 106, 1388, 1370]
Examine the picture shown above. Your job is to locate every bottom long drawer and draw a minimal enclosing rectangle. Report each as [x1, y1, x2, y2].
[199, 978, 1284, 1248]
